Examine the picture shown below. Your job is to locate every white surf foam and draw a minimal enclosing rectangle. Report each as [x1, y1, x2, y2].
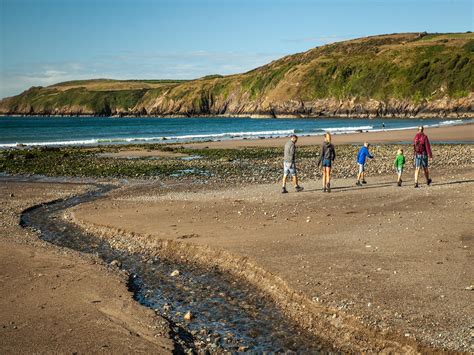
[320, 125, 373, 133]
[1, 119, 471, 148]
[0, 139, 98, 148]
[0, 130, 296, 147]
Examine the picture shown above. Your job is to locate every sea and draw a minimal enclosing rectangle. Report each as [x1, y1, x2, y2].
[0, 116, 471, 148]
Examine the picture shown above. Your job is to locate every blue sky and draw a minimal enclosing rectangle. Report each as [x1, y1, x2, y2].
[0, 0, 472, 98]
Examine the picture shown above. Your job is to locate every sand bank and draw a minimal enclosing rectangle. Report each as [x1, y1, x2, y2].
[71, 166, 474, 351]
[0, 180, 173, 353]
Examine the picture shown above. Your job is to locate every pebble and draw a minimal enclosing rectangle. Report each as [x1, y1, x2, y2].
[170, 270, 180, 277]
[183, 311, 193, 321]
[110, 259, 121, 268]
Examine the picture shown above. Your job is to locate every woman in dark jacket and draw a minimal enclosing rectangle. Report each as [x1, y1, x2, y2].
[317, 132, 336, 192]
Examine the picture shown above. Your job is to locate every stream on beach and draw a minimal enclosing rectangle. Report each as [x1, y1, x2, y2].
[20, 182, 330, 353]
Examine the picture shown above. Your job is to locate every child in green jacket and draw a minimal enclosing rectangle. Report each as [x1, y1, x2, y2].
[394, 148, 406, 186]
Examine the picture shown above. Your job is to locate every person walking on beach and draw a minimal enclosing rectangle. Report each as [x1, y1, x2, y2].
[394, 148, 406, 186]
[317, 132, 336, 192]
[356, 142, 374, 186]
[282, 135, 304, 193]
[413, 126, 433, 188]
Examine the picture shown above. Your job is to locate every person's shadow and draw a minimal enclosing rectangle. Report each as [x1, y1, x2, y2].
[432, 179, 474, 187]
[302, 179, 474, 194]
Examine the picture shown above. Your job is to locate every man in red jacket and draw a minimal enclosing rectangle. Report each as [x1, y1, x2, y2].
[413, 126, 433, 188]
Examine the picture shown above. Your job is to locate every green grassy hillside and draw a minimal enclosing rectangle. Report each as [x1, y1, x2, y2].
[1, 32, 473, 118]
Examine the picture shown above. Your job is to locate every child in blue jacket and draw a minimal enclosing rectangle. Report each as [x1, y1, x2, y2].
[356, 142, 374, 186]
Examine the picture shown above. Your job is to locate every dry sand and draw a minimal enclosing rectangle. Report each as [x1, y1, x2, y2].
[72, 167, 474, 351]
[0, 180, 173, 353]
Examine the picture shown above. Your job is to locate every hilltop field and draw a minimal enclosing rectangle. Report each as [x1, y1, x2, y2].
[1, 32, 473, 118]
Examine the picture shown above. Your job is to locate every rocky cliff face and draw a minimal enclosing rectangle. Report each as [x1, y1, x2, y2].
[133, 92, 474, 119]
[1, 32, 473, 118]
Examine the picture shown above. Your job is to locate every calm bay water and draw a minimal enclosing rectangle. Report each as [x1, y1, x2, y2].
[0, 116, 470, 147]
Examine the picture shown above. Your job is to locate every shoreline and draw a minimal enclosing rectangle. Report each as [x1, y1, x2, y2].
[0, 121, 472, 150]
[183, 123, 474, 149]
[1, 112, 474, 120]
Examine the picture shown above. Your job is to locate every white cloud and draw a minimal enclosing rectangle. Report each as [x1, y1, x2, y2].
[0, 50, 286, 98]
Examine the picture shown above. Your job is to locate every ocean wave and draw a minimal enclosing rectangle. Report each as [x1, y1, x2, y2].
[370, 126, 418, 133]
[438, 119, 464, 126]
[0, 139, 98, 148]
[163, 129, 296, 140]
[320, 126, 373, 133]
[1, 119, 471, 148]
[101, 129, 296, 142]
[0, 129, 296, 147]
[360, 119, 473, 134]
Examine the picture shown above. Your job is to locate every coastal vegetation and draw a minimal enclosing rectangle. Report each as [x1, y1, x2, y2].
[1, 33, 473, 118]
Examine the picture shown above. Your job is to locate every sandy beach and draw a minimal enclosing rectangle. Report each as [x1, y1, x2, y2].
[183, 123, 474, 149]
[1, 123, 473, 352]
[3, 0, 474, 351]
[0, 180, 174, 353]
[69, 166, 474, 351]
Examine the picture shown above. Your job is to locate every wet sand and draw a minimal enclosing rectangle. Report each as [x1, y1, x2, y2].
[72, 167, 474, 351]
[0, 180, 173, 353]
[182, 123, 474, 149]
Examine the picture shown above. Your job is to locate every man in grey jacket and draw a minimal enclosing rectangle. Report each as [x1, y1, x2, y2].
[282, 135, 304, 193]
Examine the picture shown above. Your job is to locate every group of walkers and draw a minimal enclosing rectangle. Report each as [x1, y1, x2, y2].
[281, 126, 433, 193]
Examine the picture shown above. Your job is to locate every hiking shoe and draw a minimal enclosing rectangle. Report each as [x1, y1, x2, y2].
[323, 187, 327, 193]
[326, 183, 331, 193]
[281, 187, 288, 194]
[414, 183, 419, 188]
[356, 181, 362, 186]
[295, 185, 304, 192]
[362, 180, 367, 184]
[397, 181, 402, 187]
[427, 178, 432, 186]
